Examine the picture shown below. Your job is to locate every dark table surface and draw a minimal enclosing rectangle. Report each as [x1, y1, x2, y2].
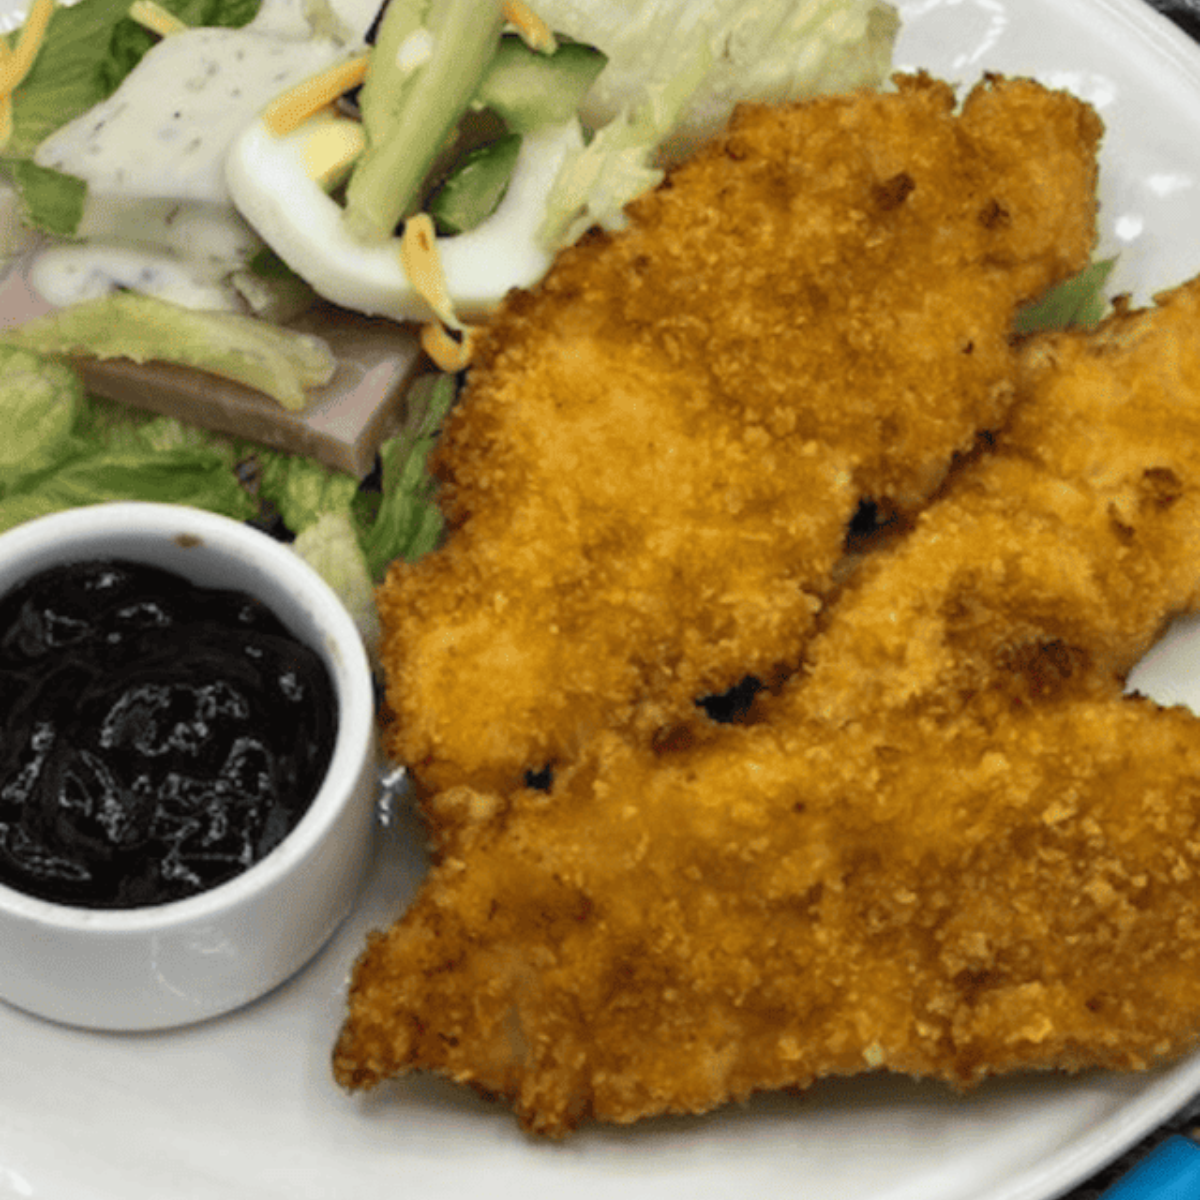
[1059, 7, 1200, 1194]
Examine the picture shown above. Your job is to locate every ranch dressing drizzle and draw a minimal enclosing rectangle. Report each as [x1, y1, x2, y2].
[26, 0, 374, 311]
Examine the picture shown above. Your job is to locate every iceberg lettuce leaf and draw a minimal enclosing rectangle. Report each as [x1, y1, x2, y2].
[537, 0, 900, 249]
[538, 40, 710, 248]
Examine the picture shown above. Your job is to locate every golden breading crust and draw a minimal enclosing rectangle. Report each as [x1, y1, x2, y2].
[336, 275, 1200, 1137]
[334, 699, 1200, 1135]
[377, 73, 1103, 801]
[800, 276, 1200, 724]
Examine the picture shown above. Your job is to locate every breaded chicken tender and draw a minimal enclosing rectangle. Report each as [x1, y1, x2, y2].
[335, 699, 1200, 1135]
[378, 73, 1102, 799]
[801, 275, 1200, 723]
[336, 276, 1200, 1135]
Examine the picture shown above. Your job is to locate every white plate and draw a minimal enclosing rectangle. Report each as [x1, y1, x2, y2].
[6, 1, 1200, 1197]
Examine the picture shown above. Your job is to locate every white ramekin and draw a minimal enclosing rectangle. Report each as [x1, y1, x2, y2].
[0, 502, 378, 1031]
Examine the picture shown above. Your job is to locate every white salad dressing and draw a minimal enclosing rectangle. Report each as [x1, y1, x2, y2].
[30, 243, 243, 310]
[26, 0, 375, 311]
[30, 195, 265, 310]
[35, 29, 344, 205]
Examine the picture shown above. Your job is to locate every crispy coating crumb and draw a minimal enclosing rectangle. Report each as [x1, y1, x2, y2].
[334, 699, 1200, 1134]
[338, 273, 1200, 1137]
[377, 73, 1102, 801]
[800, 276, 1200, 723]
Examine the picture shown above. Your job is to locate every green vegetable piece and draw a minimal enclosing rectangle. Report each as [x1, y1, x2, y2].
[356, 372, 456, 578]
[0, 366, 255, 537]
[0, 159, 85, 238]
[0, 345, 82, 488]
[428, 132, 522, 235]
[0, 446, 256, 535]
[474, 34, 607, 134]
[354, 0, 425, 149]
[255, 449, 358, 534]
[344, 0, 505, 242]
[2, 0, 144, 160]
[292, 511, 381, 654]
[538, 38, 711, 251]
[249, 246, 299, 281]
[536, 0, 900, 252]
[0, 293, 335, 412]
[1013, 257, 1118, 334]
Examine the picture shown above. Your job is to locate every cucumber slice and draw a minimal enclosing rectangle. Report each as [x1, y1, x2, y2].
[343, 0, 505, 242]
[429, 132, 522, 236]
[475, 34, 606, 134]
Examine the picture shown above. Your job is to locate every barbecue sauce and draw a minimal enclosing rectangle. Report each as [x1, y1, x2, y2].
[0, 560, 337, 909]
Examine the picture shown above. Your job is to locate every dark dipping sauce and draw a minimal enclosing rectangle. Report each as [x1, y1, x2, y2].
[0, 559, 338, 909]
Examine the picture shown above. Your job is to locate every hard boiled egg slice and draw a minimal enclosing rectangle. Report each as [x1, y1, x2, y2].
[225, 110, 584, 325]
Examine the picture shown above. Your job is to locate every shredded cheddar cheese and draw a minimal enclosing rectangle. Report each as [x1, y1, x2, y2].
[261, 53, 370, 137]
[502, 0, 556, 54]
[399, 212, 462, 331]
[420, 320, 479, 372]
[296, 107, 367, 188]
[0, 42, 12, 150]
[128, 0, 189, 38]
[0, 0, 55, 100]
[400, 213, 482, 369]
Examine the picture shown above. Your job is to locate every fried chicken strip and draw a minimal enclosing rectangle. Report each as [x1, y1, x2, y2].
[800, 276, 1200, 724]
[337, 274, 1200, 1135]
[379, 73, 1102, 799]
[335, 698, 1200, 1135]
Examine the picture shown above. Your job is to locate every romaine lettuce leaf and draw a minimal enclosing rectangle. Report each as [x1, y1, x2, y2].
[0, 345, 82, 488]
[4, 0, 262, 157]
[0, 292, 335, 411]
[1013, 257, 1118, 335]
[0, 345, 255, 533]
[3, 0, 135, 162]
[1, 446, 257, 529]
[0, 159, 85, 237]
[292, 510, 381, 653]
[355, 372, 455, 579]
[256, 450, 360, 532]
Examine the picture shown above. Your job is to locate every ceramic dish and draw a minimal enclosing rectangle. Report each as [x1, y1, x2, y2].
[5, 0, 1200, 1197]
[0, 502, 378, 1031]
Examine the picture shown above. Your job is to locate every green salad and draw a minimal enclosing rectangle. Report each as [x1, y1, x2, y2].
[0, 0, 1116, 645]
[0, 340, 453, 646]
